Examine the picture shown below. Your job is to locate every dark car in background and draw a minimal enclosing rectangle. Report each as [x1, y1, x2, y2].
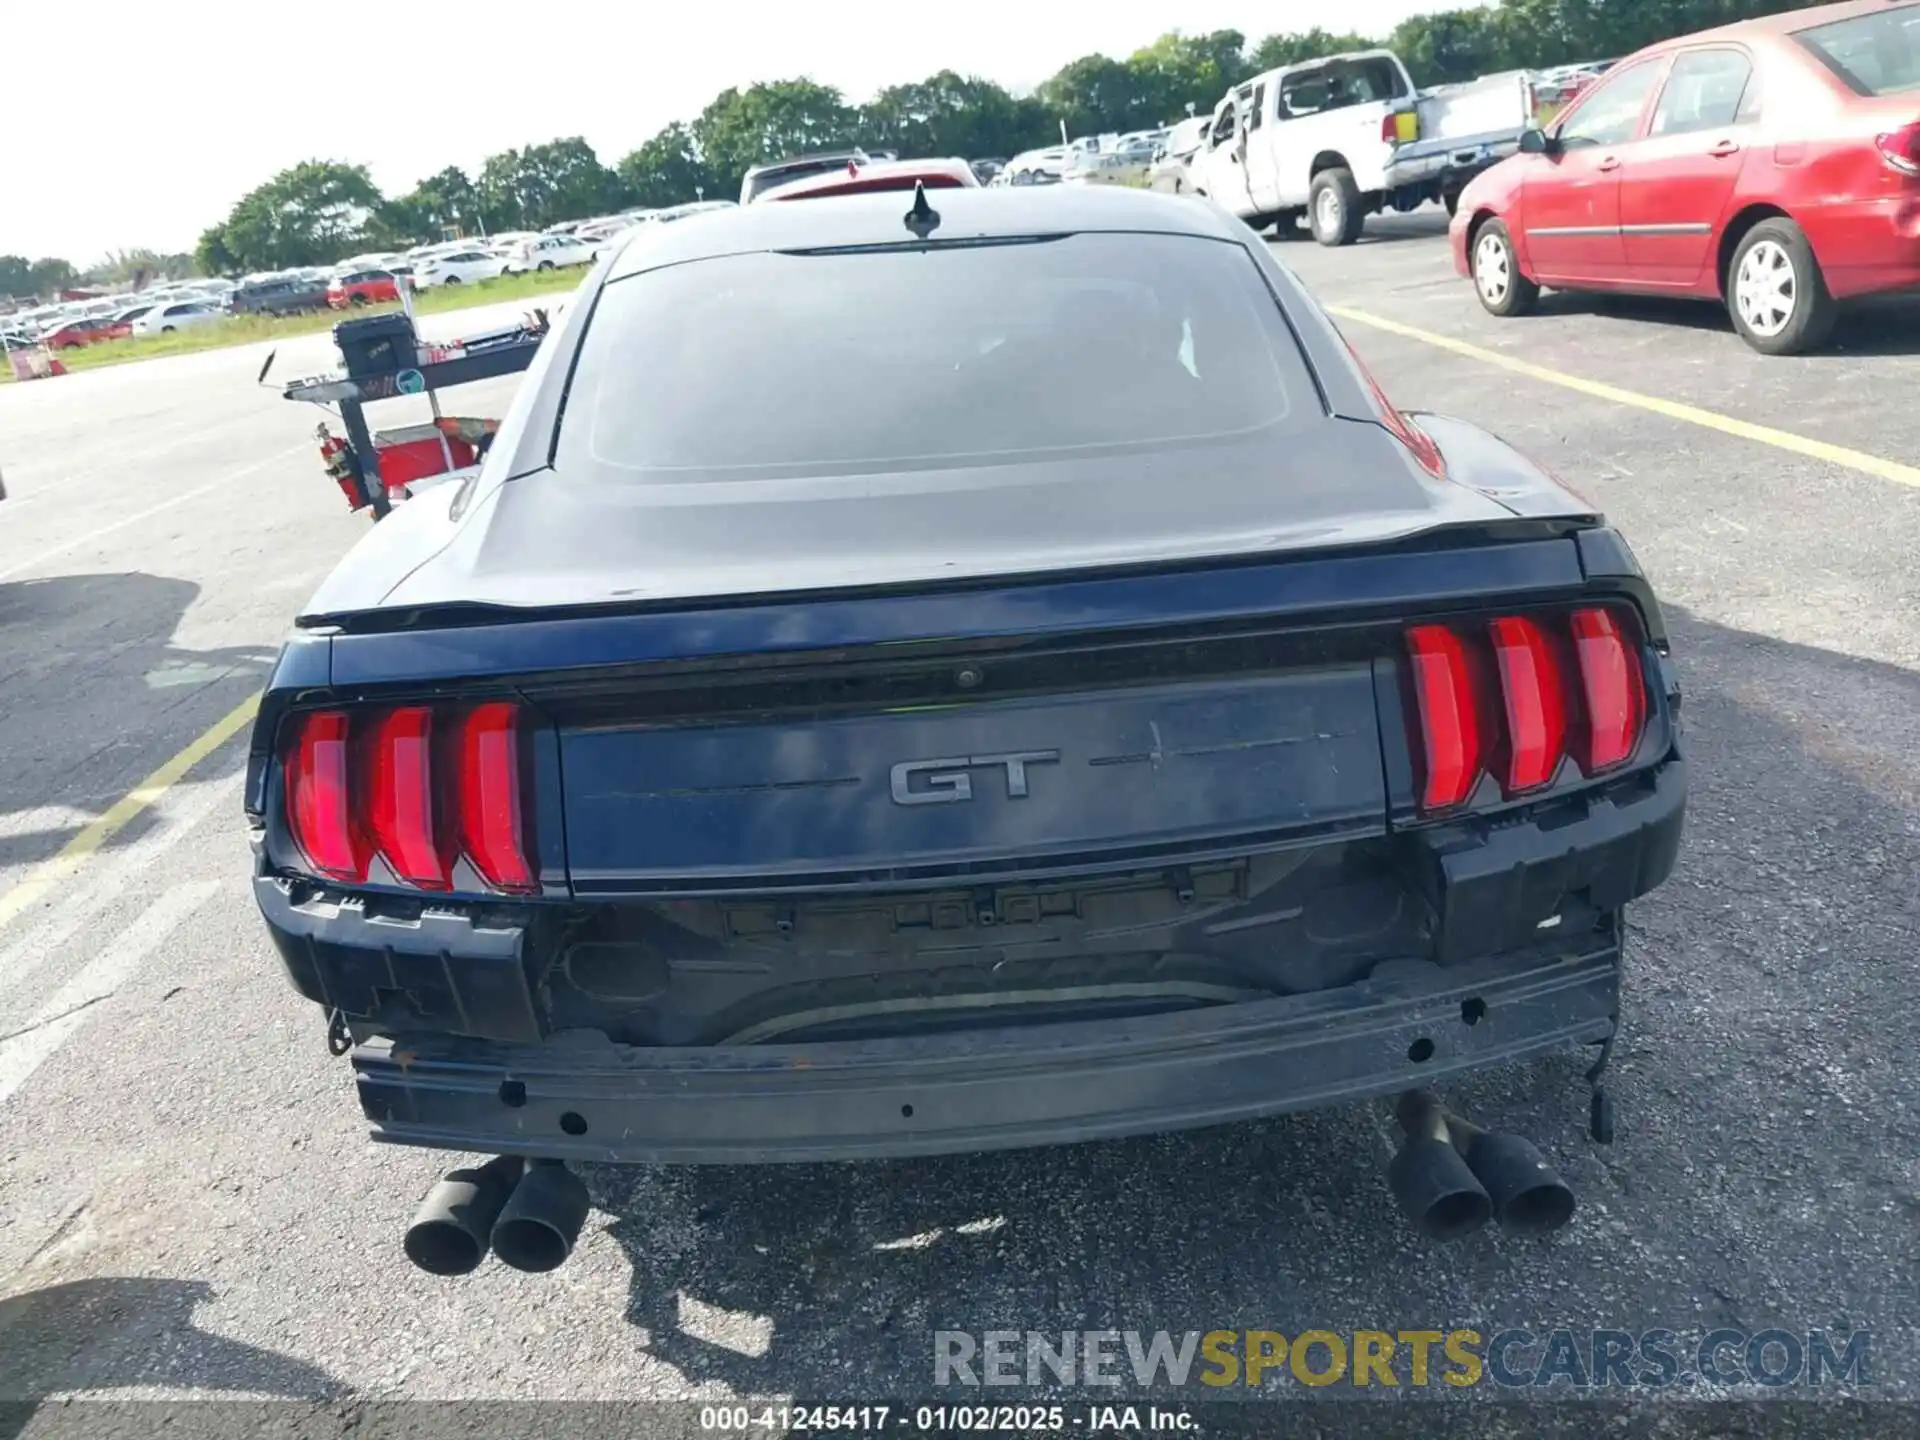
[232, 273, 332, 317]
[249, 188, 1686, 1279]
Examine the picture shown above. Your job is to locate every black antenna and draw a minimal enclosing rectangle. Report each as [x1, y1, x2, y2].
[903, 182, 941, 240]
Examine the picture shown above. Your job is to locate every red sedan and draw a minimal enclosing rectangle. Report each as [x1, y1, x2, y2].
[327, 269, 402, 309]
[39, 316, 131, 349]
[1452, 0, 1920, 354]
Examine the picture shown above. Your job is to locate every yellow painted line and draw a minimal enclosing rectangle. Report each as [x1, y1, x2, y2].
[0, 690, 261, 932]
[1326, 305, 1920, 491]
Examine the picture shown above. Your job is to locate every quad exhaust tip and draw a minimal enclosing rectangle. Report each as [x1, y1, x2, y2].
[1390, 1091, 1576, 1241]
[403, 1156, 590, 1276]
[491, 1159, 592, 1273]
[404, 1155, 525, 1276]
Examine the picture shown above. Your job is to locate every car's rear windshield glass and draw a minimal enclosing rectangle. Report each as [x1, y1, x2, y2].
[1795, 3, 1920, 95]
[561, 232, 1308, 480]
[746, 161, 861, 201]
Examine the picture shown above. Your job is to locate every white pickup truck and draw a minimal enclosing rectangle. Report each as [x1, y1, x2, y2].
[1188, 48, 1540, 246]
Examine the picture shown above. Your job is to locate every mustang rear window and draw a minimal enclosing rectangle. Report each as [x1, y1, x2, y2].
[1795, 3, 1920, 96]
[561, 232, 1310, 480]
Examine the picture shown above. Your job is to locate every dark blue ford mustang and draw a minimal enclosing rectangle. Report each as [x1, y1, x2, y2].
[246, 186, 1685, 1272]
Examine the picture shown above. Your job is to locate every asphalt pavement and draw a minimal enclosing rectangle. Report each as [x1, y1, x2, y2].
[2, 222, 1918, 1430]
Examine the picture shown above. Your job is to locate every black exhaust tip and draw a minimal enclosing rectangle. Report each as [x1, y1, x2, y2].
[403, 1155, 525, 1276]
[1459, 1131, 1577, 1234]
[1387, 1138, 1494, 1240]
[490, 1159, 591, 1273]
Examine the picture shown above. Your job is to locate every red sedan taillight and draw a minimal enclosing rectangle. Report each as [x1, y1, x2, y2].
[280, 701, 537, 894]
[1404, 605, 1648, 813]
[1875, 121, 1920, 176]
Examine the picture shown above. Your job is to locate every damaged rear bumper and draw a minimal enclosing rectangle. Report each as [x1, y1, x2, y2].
[355, 944, 1621, 1164]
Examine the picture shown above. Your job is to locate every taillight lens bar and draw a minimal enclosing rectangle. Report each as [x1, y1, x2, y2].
[1405, 624, 1484, 811]
[1569, 607, 1645, 774]
[457, 702, 537, 893]
[284, 710, 365, 882]
[1488, 615, 1568, 794]
[280, 701, 537, 895]
[1406, 605, 1649, 814]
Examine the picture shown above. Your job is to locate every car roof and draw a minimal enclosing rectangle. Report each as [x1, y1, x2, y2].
[605, 186, 1247, 281]
[1642, 0, 1903, 46]
[761, 157, 980, 201]
[744, 149, 870, 177]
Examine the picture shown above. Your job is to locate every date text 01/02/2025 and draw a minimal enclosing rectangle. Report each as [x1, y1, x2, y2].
[697, 1403, 1197, 1432]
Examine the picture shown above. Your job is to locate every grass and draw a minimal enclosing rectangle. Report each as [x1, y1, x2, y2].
[4, 266, 584, 379]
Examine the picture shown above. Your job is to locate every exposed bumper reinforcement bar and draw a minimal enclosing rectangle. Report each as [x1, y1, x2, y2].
[355, 946, 1620, 1164]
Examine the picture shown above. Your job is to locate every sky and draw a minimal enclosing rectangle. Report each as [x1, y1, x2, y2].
[2, 0, 1439, 264]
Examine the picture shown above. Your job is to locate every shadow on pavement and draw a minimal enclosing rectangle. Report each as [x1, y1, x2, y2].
[0, 1277, 343, 1420]
[1268, 211, 1452, 248]
[0, 573, 275, 874]
[588, 604, 1920, 1403]
[1533, 288, 1920, 356]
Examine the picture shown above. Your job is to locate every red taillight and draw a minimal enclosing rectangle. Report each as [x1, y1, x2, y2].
[1406, 624, 1485, 811]
[1406, 606, 1649, 813]
[457, 702, 537, 894]
[279, 700, 536, 894]
[1488, 616, 1568, 793]
[1569, 607, 1645, 773]
[283, 710, 365, 882]
[364, 706, 451, 890]
[1875, 122, 1920, 176]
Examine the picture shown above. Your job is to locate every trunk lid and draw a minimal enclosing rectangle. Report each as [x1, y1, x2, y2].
[355, 423, 1519, 617]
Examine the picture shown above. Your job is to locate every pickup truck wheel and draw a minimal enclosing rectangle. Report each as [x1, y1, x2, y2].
[537, 261, 555, 272]
[1270, 208, 1305, 241]
[1443, 188, 1462, 218]
[1309, 168, 1365, 247]
[1471, 219, 1539, 317]
[1727, 218, 1836, 356]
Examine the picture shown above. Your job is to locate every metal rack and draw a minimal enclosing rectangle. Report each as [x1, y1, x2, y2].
[275, 292, 549, 520]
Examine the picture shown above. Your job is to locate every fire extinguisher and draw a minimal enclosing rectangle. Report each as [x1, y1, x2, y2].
[315, 422, 363, 512]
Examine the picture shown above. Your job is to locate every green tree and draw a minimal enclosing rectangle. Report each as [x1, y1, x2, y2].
[1126, 31, 1251, 125]
[26, 257, 78, 295]
[1393, 8, 1514, 85]
[1035, 54, 1149, 137]
[862, 71, 1052, 160]
[0, 256, 37, 298]
[383, 165, 482, 243]
[1246, 29, 1383, 74]
[195, 227, 239, 278]
[86, 249, 199, 286]
[616, 123, 720, 208]
[476, 138, 622, 230]
[692, 80, 859, 189]
[203, 160, 385, 271]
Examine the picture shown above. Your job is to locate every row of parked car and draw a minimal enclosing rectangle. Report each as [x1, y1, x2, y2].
[1, 199, 747, 355]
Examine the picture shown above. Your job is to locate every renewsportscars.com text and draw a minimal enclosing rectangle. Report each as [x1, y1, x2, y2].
[933, 1328, 1872, 1391]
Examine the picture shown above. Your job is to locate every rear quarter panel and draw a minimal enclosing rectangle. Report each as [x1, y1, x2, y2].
[1731, 37, 1920, 294]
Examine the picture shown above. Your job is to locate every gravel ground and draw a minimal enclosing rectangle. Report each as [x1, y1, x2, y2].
[1, 217, 1916, 1436]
